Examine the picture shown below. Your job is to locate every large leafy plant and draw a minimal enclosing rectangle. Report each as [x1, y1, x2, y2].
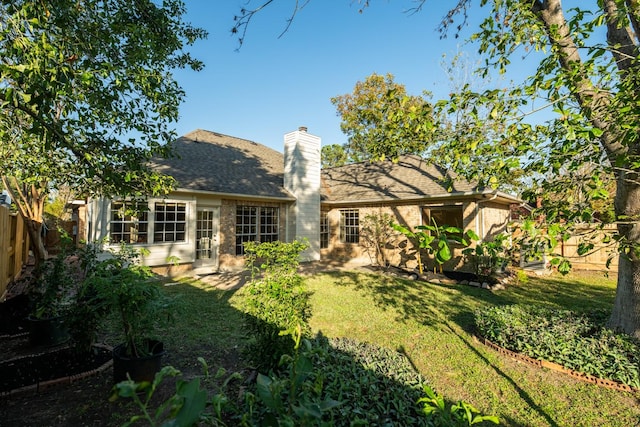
[392, 219, 478, 274]
[84, 246, 172, 358]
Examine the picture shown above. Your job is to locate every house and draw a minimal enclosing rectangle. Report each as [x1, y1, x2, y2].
[319, 154, 523, 270]
[82, 128, 523, 273]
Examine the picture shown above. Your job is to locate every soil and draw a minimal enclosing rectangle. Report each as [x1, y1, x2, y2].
[0, 332, 243, 427]
[0, 281, 244, 427]
[0, 334, 112, 394]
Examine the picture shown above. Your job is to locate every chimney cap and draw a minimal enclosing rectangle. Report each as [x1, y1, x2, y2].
[298, 126, 307, 132]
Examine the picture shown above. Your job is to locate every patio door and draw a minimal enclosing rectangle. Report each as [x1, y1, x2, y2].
[194, 207, 219, 270]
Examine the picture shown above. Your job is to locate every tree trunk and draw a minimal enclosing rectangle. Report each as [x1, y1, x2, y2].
[610, 250, 640, 339]
[25, 216, 48, 268]
[609, 175, 640, 339]
[532, 0, 640, 337]
[1, 177, 49, 268]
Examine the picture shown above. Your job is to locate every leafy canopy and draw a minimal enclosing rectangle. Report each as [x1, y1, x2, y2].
[0, 0, 207, 201]
[330, 73, 434, 163]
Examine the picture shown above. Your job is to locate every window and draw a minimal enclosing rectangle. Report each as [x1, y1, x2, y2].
[320, 211, 329, 249]
[236, 206, 279, 255]
[423, 206, 464, 235]
[110, 201, 148, 244]
[154, 202, 187, 242]
[260, 207, 279, 243]
[340, 209, 359, 244]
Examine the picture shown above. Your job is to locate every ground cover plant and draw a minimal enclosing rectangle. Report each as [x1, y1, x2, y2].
[475, 305, 640, 389]
[2, 268, 639, 426]
[304, 270, 640, 427]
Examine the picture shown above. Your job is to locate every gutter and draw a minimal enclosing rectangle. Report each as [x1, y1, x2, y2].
[171, 188, 296, 202]
[321, 189, 521, 207]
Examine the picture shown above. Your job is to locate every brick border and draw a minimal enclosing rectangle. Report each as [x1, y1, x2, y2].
[475, 335, 638, 393]
[0, 343, 113, 398]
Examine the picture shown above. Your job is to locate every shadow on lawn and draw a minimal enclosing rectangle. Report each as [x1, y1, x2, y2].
[322, 269, 621, 427]
[1, 274, 453, 426]
[154, 277, 464, 426]
[326, 270, 616, 332]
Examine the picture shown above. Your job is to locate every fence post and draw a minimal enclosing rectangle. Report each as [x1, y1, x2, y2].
[0, 206, 30, 299]
[1, 206, 10, 297]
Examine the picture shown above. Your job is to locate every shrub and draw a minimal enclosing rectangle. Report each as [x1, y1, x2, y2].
[475, 305, 640, 388]
[240, 240, 311, 370]
[315, 336, 430, 426]
[462, 233, 511, 281]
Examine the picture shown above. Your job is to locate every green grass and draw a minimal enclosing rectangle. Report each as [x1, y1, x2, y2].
[300, 270, 640, 427]
[104, 270, 639, 426]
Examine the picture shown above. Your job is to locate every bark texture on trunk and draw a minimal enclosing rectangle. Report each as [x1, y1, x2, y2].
[532, 0, 640, 337]
[1, 177, 49, 268]
[25, 217, 47, 268]
[610, 240, 640, 339]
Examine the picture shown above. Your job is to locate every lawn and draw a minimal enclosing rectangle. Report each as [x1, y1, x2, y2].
[2, 268, 639, 426]
[300, 269, 640, 427]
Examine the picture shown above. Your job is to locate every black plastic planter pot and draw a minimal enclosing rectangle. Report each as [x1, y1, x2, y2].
[112, 340, 165, 384]
[26, 316, 70, 347]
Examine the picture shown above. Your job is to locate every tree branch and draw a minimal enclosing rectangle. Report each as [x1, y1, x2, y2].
[232, 0, 312, 48]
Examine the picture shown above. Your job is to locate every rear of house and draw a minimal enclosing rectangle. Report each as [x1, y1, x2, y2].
[84, 128, 320, 273]
[319, 155, 521, 271]
[82, 128, 521, 273]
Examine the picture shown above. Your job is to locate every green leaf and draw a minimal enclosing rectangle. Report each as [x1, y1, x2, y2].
[165, 378, 207, 427]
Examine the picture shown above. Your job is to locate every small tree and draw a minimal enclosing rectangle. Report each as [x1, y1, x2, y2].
[360, 213, 399, 268]
[0, 0, 206, 266]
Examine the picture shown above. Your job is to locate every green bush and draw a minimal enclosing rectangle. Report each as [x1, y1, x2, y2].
[240, 240, 311, 370]
[475, 305, 640, 388]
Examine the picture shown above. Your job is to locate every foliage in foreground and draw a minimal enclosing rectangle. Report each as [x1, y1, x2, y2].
[114, 335, 498, 426]
[475, 305, 640, 388]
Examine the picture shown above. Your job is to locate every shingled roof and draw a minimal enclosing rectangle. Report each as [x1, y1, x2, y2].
[321, 155, 515, 204]
[150, 129, 293, 200]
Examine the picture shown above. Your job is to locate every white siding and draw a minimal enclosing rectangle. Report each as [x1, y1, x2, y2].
[284, 128, 321, 261]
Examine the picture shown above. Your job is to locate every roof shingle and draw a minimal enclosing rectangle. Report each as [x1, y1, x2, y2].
[150, 129, 293, 199]
[321, 155, 483, 203]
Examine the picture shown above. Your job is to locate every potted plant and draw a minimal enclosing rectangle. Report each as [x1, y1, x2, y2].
[25, 237, 83, 347]
[85, 247, 172, 383]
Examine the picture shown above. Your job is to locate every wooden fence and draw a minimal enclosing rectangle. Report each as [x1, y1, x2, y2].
[0, 206, 29, 298]
[520, 224, 619, 273]
[560, 225, 619, 272]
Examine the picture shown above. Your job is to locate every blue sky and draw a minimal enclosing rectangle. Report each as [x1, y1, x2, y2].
[172, 1, 533, 153]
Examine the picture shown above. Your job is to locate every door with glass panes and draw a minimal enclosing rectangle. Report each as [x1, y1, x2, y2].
[194, 208, 219, 269]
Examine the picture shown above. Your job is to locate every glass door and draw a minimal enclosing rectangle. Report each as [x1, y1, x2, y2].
[195, 208, 219, 269]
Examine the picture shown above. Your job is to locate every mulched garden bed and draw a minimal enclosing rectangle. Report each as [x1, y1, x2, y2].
[0, 293, 113, 397]
[0, 333, 113, 396]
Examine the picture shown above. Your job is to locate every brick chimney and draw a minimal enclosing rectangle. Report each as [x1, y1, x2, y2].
[284, 126, 321, 261]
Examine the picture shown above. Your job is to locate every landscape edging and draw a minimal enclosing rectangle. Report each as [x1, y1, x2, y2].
[0, 343, 113, 398]
[475, 335, 638, 393]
